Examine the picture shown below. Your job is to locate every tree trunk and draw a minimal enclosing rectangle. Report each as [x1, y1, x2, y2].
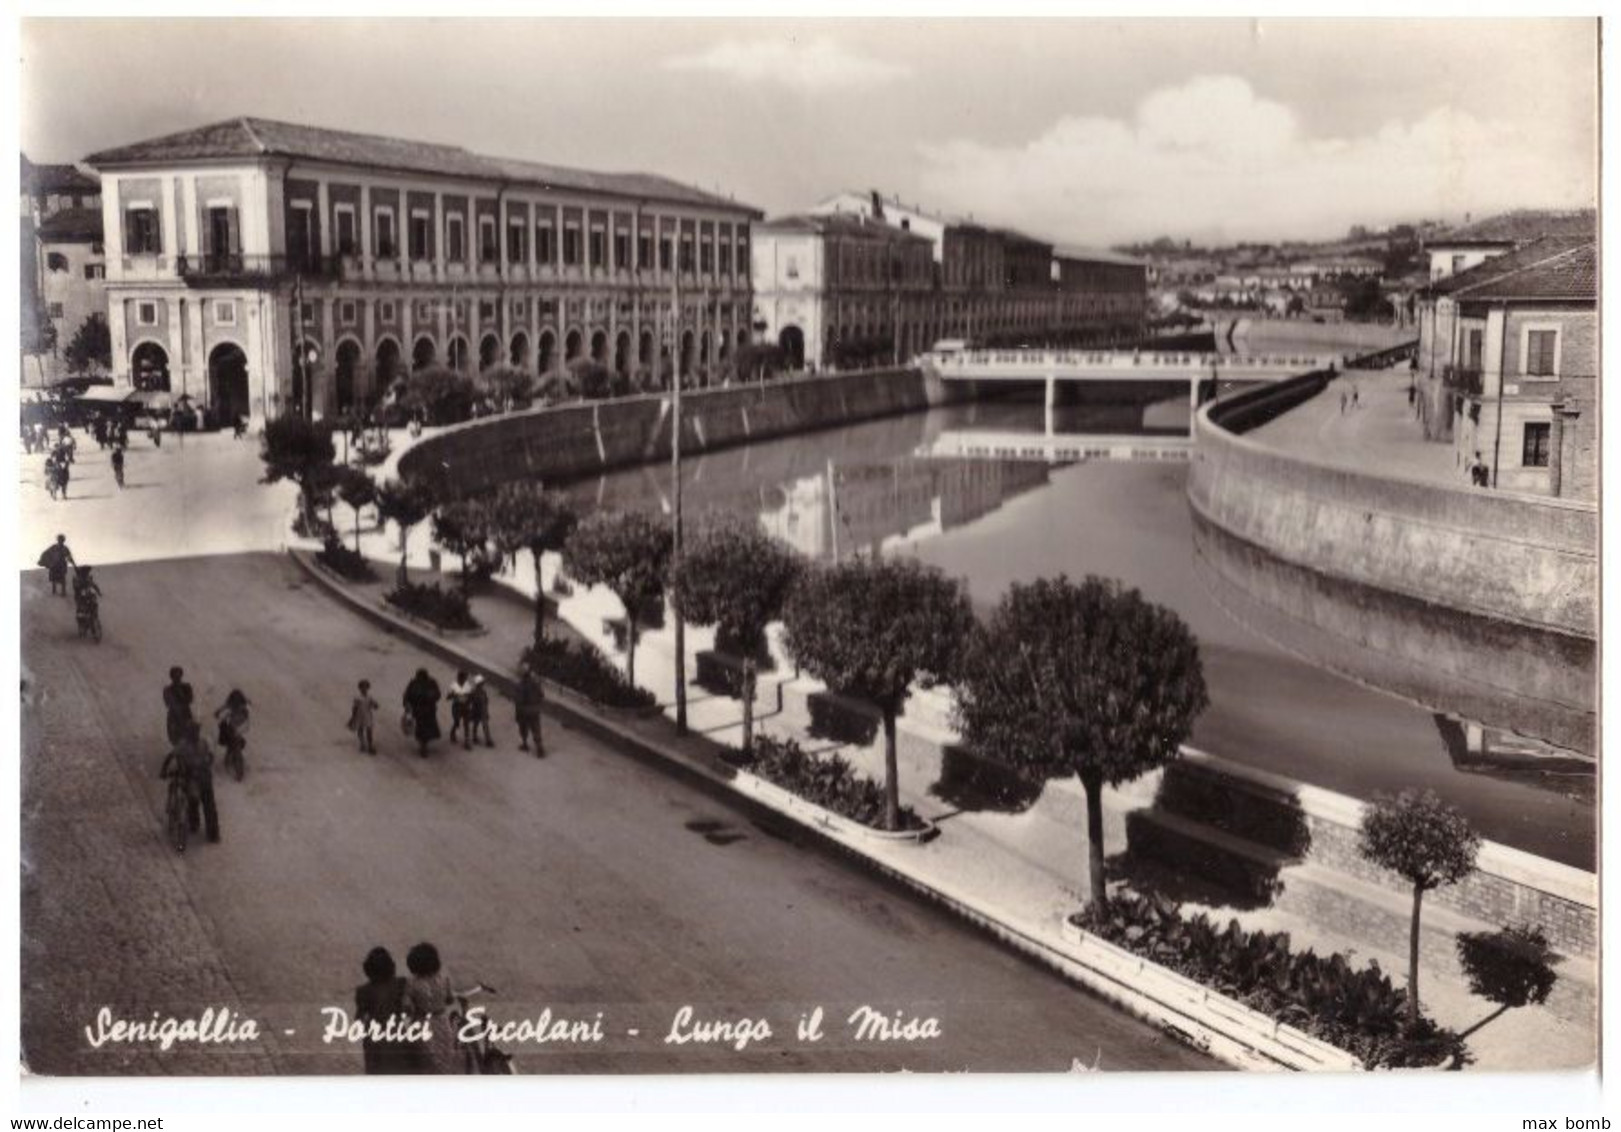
[532, 548, 546, 648]
[1407, 884, 1424, 1030]
[1082, 771, 1107, 912]
[741, 656, 756, 755]
[625, 610, 638, 687]
[353, 508, 362, 554]
[397, 525, 410, 589]
[882, 710, 899, 831]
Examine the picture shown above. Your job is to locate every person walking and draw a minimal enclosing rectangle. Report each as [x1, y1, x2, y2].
[111, 444, 125, 489]
[514, 666, 545, 756]
[467, 675, 494, 748]
[402, 669, 442, 758]
[447, 670, 474, 747]
[53, 451, 70, 499]
[213, 689, 251, 772]
[37, 534, 75, 597]
[163, 666, 196, 745]
[348, 679, 379, 754]
[354, 947, 413, 1075]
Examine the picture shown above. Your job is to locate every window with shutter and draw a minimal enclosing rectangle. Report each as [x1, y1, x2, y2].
[1522, 422, 1551, 467]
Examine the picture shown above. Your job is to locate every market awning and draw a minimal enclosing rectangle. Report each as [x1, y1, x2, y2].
[126, 390, 173, 411]
[73, 386, 137, 405]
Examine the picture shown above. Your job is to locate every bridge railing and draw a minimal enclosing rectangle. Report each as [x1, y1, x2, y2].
[929, 349, 1337, 372]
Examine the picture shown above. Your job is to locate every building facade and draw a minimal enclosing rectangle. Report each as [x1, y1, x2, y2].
[749, 212, 936, 370]
[1430, 238, 1596, 499]
[21, 156, 105, 384]
[86, 117, 761, 424]
[807, 190, 1147, 350]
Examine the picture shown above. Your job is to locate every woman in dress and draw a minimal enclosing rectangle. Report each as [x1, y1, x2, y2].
[402, 669, 442, 758]
[353, 946, 413, 1075]
[402, 941, 462, 1075]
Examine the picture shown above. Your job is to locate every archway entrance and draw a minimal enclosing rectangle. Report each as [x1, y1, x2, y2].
[412, 336, 437, 372]
[132, 341, 171, 392]
[376, 338, 402, 396]
[590, 330, 608, 364]
[680, 330, 696, 380]
[510, 331, 530, 370]
[335, 339, 361, 413]
[447, 336, 470, 373]
[615, 330, 631, 376]
[639, 329, 654, 369]
[537, 331, 556, 373]
[565, 330, 582, 362]
[208, 343, 249, 425]
[479, 333, 500, 372]
[779, 325, 805, 369]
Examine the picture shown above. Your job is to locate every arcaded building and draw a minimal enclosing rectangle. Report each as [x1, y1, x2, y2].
[85, 117, 761, 424]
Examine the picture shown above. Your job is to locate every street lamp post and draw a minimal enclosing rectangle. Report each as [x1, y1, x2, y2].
[670, 277, 688, 735]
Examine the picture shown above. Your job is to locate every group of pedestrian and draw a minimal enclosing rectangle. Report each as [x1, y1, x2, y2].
[1467, 450, 1491, 488]
[159, 665, 252, 845]
[1338, 384, 1361, 414]
[41, 425, 76, 500]
[388, 665, 546, 759]
[352, 941, 464, 1075]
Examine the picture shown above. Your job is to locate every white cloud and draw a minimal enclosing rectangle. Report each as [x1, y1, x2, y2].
[916, 75, 1595, 244]
[663, 36, 907, 94]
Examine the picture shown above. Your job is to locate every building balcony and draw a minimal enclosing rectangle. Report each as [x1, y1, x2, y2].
[1442, 364, 1483, 397]
[174, 253, 341, 287]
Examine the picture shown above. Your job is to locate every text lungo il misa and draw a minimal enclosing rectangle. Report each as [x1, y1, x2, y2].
[83, 1004, 943, 1052]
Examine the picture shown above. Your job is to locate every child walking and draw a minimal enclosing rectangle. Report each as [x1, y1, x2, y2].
[349, 679, 379, 754]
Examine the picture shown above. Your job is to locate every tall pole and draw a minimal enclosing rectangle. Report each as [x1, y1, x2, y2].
[670, 276, 688, 735]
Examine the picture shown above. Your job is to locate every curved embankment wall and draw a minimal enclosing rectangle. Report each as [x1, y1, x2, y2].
[398, 367, 954, 497]
[1188, 371, 1597, 755]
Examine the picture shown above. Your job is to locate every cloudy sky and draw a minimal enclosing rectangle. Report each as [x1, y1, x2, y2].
[19, 18, 1598, 246]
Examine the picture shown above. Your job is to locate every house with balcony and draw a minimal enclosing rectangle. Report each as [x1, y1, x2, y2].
[1414, 208, 1596, 444]
[85, 116, 761, 424]
[1431, 237, 1596, 499]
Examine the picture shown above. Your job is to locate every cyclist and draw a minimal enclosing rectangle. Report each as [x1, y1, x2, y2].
[159, 720, 219, 844]
[214, 689, 251, 775]
[72, 565, 102, 634]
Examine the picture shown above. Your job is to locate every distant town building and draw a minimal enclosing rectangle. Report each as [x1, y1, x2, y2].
[1422, 208, 1595, 282]
[750, 212, 935, 371]
[85, 116, 760, 423]
[807, 190, 1147, 351]
[1288, 255, 1383, 280]
[21, 155, 104, 384]
[1424, 236, 1595, 499]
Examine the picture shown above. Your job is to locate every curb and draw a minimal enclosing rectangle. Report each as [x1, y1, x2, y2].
[289, 547, 1362, 1073]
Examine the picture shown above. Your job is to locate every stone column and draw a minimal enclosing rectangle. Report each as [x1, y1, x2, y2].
[360, 184, 374, 281]
[434, 191, 445, 283]
[316, 179, 332, 259]
[402, 296, 414, 372]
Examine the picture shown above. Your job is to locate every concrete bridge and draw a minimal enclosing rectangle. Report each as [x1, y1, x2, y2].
[923, 347, 1337, 435]
[920, 430, 1192, 465]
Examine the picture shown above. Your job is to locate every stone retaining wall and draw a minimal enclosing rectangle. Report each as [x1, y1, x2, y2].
[1189, 371, 1596, 753]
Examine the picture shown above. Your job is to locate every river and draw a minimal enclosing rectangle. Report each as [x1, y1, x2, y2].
[555, 393, 1594, 869]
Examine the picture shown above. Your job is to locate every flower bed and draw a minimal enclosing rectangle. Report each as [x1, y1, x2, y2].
[385, 581, 480, 632]
[522, 636, 656, 711]
[317, 537, 378, 583]
[1074, 891, 1468, 1069]
[740, 735, 925, 833]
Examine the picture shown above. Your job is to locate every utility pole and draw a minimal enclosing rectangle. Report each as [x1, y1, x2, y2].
[670, 276, 688, 735]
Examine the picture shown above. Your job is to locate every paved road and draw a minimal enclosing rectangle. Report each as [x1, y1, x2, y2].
[21, 553, 1214, 1075]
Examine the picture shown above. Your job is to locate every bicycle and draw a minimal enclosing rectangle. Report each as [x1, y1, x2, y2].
[450, 984, 516, 1075]
[220, 730, 246, 782]
[75, 594, 101, 644]
[162, 769, 190, 853]
[216, 696, 250, 782]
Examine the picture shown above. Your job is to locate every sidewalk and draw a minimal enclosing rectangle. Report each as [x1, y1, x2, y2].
[301, 530, 1596, 1072]
[1244, 366, 1464, 487]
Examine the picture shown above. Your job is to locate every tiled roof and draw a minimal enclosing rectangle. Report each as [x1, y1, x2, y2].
[1439, 237, 1595, 302]
[759, 212, 932, 244]
[1053, 245, 1146, 268]
[84, 117, 760, 216]
[21, 155, 99, 195]
[1431, 208, 1596, 247]
[36, 207, 103, 243]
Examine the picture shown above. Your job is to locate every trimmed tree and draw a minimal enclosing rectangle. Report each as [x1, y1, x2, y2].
[432, 496, 495, 594]
[483, 365, 535, 412]
[485, 481, 578, 648]
[562, 510, 673, 687]
[1455, 923, 1558, 1039]
[782, 557, 974, 831]
[64, 313, 112, 375]
[259, 415, 336, 533]
[1359, 789, 1481, 1029]
[954, 575, 1208, 913]
[335, 465, 377, 554]
[673, 514, 803, 753]
[375, 476, 436, 588]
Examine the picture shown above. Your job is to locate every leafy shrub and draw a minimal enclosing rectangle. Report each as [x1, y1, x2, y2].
[1075, 891, 1469, 1069]
[385, 581, 480, 631]
[317, 536, 377, 582]
[743, 735, 925, 832]
[521, 637, 656, 711]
